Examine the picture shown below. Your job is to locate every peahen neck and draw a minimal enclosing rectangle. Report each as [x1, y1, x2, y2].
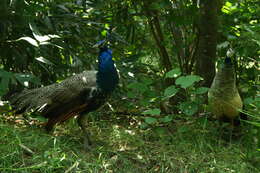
[96, 47, 119, 93]
[214, 57, 236, 88]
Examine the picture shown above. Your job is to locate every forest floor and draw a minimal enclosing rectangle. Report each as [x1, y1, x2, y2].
[0, 111, 259, 173]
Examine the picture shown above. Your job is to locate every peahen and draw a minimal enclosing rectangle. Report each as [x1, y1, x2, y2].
[208, 56, 243, 126]
[7, 41, 119, 150]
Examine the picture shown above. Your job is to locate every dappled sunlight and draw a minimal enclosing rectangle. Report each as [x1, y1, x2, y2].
[0, 113, 259, 172]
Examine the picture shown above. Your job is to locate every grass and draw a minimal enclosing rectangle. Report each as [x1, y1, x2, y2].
[0, 112, 259, 173]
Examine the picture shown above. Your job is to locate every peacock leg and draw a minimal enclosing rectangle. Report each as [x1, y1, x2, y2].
[229, 119, 235, 142]
[45, 118, 56, 133]
[77, 114, 92, 150]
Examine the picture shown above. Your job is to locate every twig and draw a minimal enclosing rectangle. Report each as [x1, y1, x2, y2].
[65, 160, 81, 173]
[19, 144, 34, 156]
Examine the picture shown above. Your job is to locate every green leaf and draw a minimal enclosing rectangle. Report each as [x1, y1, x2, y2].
[0, 77, 10, 96]
[0, 70, 13, 96]
[154, 127, 167, 135]
[101, 30, 107, 36]
[159, 115, 173, 123]
[104, 24, 110, 29]
[35, 57, 54, 65]
[165, 68, 181, 78]
[127, 91, 136, 98]
[57, 4, 70, 12]
[140, 122, 149, 129]
[179, 101, 198, 116]
[31, 113, 47, 122]
[14, 73, 40, 86]
[29, 23, 60, 43]
[178, 126, 190, 133]
[175, 75, 202, 89]
[222, 2, 234, 14]
[142, 108, 161, 115]
[142, 78, 153, 85]
[140, 99, 150, 107]
[243, 97, 254, 105]
[164, 85, 179, 97]
[127, 82, 148, 93]
[194, 87, 209, 94]
[16, 37, 39, 47]
[144, 117, 157, 125]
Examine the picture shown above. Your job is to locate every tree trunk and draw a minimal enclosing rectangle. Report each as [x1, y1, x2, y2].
[195, 0, 219, 88]
[147, 14, 172, 73]
[142, 1, 172, 73]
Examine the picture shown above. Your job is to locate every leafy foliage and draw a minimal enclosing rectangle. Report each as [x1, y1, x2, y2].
[0, 0, 259, 171]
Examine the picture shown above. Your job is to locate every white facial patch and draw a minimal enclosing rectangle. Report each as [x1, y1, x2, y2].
[82, 76, 87, 83]
[88, 87, 97, 99]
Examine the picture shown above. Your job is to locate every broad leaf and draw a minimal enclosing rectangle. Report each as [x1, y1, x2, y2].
[127, 82, 148, 93]
[0, 70, 13, 96]
[142, 108, 161, 115]
[144, 117, 157, 125]
[194, 87, 209, 94]
[165, 68, 181, 78]
[14, 73, 40, 86]
[179, 101, 198, 116]
[164, 85, 179, 97]
[175, 75, 202, 89]
[154, 127, 168, 135]
[127, 91, 136, 98]
[29, 23, 60, 43]
[36, 57, 54, 65]
[159, 115, 173, 123]
[16, 37, 39, 47]
[140, 122, 149, 129]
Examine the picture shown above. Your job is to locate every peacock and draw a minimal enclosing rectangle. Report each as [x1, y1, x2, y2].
[7, 40, 119, 150]
[208, 56, 243, 126]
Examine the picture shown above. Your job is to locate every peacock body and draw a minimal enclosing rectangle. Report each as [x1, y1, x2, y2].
[8, 46, 119, 149]
[208, 57, 243, 125]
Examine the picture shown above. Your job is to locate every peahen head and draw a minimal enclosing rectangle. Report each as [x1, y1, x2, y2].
[224, 56, 232, 66]
[96, 46, 119, 93]
[217, 56, 236, 82]
[221, 56, 234, 70]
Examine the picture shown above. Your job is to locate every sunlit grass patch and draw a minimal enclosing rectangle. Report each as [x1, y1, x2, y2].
[0, 113, 259, 172]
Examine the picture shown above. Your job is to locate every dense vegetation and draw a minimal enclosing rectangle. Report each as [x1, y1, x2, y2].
[0, 0, 259, 172]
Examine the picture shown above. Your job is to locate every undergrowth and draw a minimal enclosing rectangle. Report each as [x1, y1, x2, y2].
[0, 113, 259, 173]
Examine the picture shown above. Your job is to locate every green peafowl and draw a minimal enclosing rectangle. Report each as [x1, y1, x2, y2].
[7, 41, 119, 150]
[208, 56, 243, 127]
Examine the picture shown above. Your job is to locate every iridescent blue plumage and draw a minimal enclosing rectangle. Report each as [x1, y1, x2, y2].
[97, 47, 119, 93]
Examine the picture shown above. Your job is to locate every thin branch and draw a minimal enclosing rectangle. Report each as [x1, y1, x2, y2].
[19, 144, 34, 156]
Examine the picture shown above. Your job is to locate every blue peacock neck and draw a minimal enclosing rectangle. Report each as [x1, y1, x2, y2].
[96, 47, 119, 93]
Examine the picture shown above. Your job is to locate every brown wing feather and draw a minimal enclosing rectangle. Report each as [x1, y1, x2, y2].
[45, 103, 89, 131]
